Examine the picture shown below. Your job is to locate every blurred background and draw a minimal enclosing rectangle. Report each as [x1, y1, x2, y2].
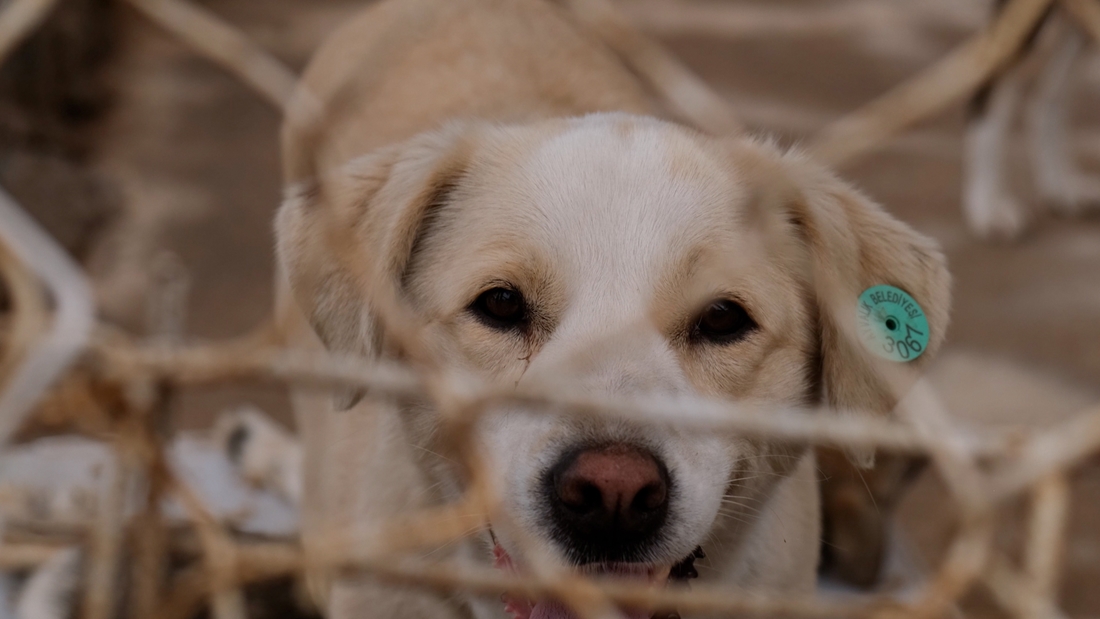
[1, 0, 1099, 617]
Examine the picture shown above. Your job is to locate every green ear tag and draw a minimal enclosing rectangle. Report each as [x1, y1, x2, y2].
[856, 285, 929, 363]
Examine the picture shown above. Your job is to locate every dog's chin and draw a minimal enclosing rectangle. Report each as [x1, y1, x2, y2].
[493, 544, 698, 619]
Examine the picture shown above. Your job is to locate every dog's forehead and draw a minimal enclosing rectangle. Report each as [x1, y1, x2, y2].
[518, 116, 738, 232]
[473, 116, 751, 286]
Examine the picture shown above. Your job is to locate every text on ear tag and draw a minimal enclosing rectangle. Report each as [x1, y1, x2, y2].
[856, 285, 929, 362]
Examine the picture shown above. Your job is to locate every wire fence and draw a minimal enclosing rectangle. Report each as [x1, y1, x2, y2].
[0, 0, 1099, 618]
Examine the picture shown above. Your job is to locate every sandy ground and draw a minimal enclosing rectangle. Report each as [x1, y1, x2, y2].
[77, 0, 1100, 615]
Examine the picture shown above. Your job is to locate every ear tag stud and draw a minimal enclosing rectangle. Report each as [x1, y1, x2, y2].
[856, 285, 929, 363]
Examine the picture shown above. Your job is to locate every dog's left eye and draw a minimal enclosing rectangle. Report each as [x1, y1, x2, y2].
[470, 287, 527, 331]
[692, 299, 756, 344]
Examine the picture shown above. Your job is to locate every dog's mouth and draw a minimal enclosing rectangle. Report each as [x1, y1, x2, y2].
[493, 545, 703, 619]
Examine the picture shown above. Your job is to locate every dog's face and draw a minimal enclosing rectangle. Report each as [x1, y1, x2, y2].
[277, 113, 949, 592]
[400, 118, 819, 570]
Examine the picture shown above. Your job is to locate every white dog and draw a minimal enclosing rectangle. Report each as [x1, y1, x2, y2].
[965, 3, 1100, 239]
[274, 1, 951, 617]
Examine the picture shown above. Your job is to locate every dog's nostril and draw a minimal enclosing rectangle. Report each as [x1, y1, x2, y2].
[547, 444, 670, 562]
[558, 479, 603, 514]
[632, 482, 667, 512]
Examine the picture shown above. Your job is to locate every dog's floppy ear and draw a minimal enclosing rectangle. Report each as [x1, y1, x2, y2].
[746, 147, 951, 465]
[276, 124, 474, 369]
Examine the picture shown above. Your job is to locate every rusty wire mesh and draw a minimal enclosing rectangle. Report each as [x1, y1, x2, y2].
[0, 0, 1099, 618]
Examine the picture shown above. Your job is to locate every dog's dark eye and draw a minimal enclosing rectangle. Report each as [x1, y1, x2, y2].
[692, 299, 755, 344]
[471, 287, 527, 330]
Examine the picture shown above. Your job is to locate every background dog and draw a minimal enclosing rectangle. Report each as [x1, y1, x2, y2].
[965, 2, 1100, 239]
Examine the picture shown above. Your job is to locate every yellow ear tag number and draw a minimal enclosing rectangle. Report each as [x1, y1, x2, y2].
[856, 285, 929, 363]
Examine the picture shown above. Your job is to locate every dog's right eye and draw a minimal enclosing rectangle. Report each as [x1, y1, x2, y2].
[470, 287, 527, 330]
[691, 299, 756, 345]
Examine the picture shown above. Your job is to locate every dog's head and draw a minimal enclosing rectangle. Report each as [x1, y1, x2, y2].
[277, 113, 949, 604]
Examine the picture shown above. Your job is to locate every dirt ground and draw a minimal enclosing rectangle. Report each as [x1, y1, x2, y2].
[58, 0, 1100, 616]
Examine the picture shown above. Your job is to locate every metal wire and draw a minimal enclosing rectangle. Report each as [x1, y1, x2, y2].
[1, 1, 1099, 619]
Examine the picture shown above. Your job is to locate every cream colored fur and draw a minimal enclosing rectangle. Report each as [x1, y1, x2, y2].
[274, 1, 951, 617]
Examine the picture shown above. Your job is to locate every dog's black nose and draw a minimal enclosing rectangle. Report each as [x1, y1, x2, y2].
[546, 444, 670, 562]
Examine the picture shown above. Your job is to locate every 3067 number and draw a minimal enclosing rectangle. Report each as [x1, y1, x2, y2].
[880, 324, 924, 360]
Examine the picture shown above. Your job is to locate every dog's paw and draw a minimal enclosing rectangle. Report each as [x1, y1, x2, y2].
[212, 406, 302, 506]
[965, 194, 1030, 241]
[14, 547, 82, 619]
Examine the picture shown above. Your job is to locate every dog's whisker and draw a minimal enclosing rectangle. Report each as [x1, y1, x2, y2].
[718, 501, 765, 517]
[720, 497, 765, 512]
[726, 473, 785, 484]
[420, 522, 490, 559]
[735, 453, 806, 461]
[409, 443, 459, 465]
[714, 510, 755, 528]
[721, 492, 763, 504]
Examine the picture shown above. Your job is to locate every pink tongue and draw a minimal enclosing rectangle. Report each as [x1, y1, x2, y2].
[530, 600, 649, 619]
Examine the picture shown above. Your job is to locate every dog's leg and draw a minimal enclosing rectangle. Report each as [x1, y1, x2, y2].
[964, 60, 1030, 239]
[1025, 20, 1100, 214]
[0, 532, 13, 619]
[214, 405, 303, 506]
[14, 548, 81, 619]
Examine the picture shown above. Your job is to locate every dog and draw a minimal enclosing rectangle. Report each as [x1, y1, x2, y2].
[273, 0, 951, 617]
[965, 2, 1100, 239]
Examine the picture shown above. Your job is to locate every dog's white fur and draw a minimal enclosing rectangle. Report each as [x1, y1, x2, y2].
[274, 1, 950, 617]
[964, 12, 1100, 239]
